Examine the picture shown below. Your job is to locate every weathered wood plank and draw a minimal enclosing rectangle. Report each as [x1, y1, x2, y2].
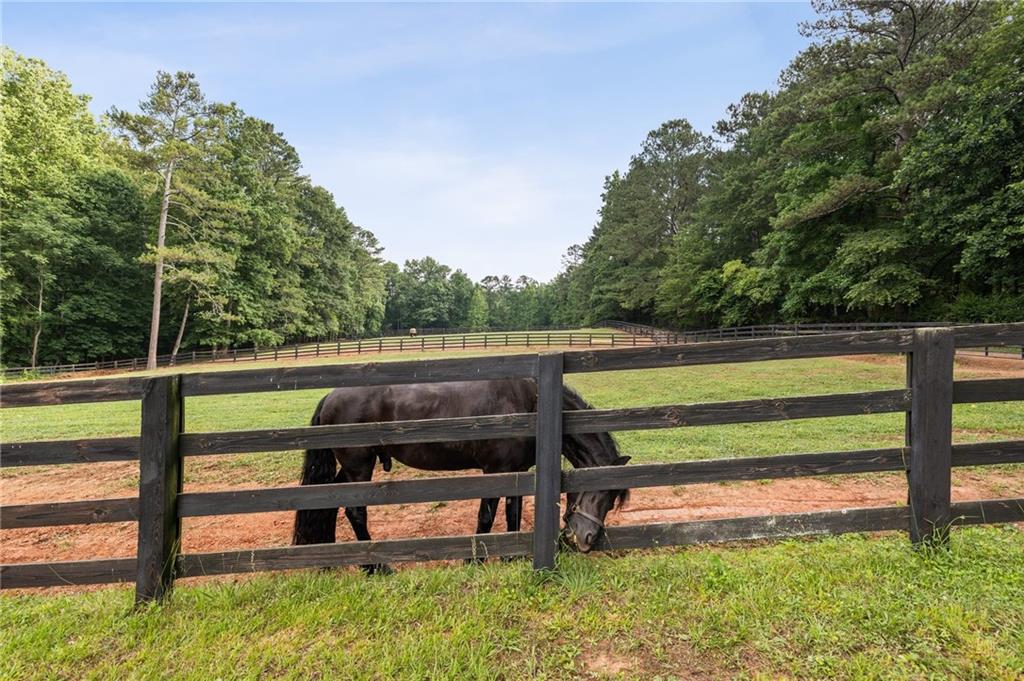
[0, 377, 146, 408]
[533, 353, 563, 570]
[0, 436, 139, 467]
[563, 329, 915, 373]
[950, 497, 1024, 526]
[0, 557, 136, 589]
[179, 389, 916, 459]
[180, 413, 537, 456]
[592, 505, 911, 552]
[562, 440, 1024, 492]
[950, 439, 1024, 466]
[177, 471, 535, 517]
[908, 328, 955, 544]
[1, 497, 138, 529]
[564, 449, 909, 492]
[952, 378, 1024, 404]
[135, 375, 183, 603]
[564, 389, 911, 433]
[177, 531, 533, 577]
[951, 323, 1024, 349]
[180, 353, 539, 396]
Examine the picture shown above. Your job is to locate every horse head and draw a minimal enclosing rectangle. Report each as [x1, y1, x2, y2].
[559, 424, 631, 552]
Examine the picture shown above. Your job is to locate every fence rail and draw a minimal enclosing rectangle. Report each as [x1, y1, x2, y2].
[597, 320, 1024, 359]
[1, 329, 648, 380]
[1, 323, 1023, 600]
[8, 320, 1020, 380]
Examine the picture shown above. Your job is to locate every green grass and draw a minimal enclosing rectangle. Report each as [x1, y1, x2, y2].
[2, 528, 1022, 679]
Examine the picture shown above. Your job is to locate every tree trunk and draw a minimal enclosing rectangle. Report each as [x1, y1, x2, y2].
[147, 162, 175, 369]
[30, 274, 44, 369]
[171, 296, 190, 358]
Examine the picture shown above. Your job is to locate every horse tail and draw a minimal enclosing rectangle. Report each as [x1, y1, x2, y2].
[292, 395, 339, 545]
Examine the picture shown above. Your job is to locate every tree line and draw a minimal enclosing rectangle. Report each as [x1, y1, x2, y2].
[0, 52, 555, 369]
[3, 2, 1022, 368]
[1, 50, 391, 368]
[548, 0, 1023, 329]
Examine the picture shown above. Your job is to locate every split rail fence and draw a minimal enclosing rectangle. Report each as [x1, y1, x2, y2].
[1, 323, 1022, 603]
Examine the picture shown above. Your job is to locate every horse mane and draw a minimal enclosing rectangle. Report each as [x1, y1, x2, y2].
[560, 383, 630, 508]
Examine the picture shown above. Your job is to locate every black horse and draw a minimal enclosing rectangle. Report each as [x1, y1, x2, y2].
[292, 379, 629, 569]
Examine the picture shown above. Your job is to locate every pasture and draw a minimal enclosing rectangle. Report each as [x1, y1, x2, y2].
[2, 339, 1023, 679]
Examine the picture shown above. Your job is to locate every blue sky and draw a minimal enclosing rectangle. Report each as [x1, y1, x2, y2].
[4, 2, 814, 280]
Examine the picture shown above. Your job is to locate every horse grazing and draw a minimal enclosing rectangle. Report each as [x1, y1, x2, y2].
[292, 379, 629, 570]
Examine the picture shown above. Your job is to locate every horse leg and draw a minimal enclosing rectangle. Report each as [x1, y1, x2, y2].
[501, 495, 526, 562]
[338, 452, 393, 576]
[505, 495, 522, 531]
[465, 497, 499, 564]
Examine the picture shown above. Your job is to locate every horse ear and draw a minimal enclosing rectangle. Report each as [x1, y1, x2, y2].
[615, 455, 631, 465]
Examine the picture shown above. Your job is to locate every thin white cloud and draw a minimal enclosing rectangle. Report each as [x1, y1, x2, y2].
[301, 131, 602, 280]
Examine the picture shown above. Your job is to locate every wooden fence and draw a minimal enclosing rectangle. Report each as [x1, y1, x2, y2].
[598, 320, 1024, 358]
[1, 324, 1023, 602]
[0, 329, 652, 380]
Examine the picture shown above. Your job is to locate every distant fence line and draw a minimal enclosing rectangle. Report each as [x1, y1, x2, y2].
[0, 329, 650, 380]
[5, 321, 1021, 380]
[596, 320, 1024, 359]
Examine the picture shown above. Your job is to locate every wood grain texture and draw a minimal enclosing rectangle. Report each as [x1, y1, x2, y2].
[908, 328, 955, 544]
[179, 390, 915, 459]
[0, 377, 146, 408]
[135, 375, 183, 603]
[180, 353, 538, 396]
[563, 329, 915, 374]
[180, 413, 537, 456]
[950, 440, 1024, 466]
[951, 323, 1024, 348]
[533, 352, 563, 570]
[1, 497, 138, 529]
[177, 531, 533, 577]
[0, 557, 136, 589]
[0, 436, 139, 467]
[563, 389, 911, 433]
[950, 497, 1024, 526]
[177, 471, 535, 517]
[562, 440, 1024, 492]
[592, 505, 911, 552]
[952, 378, 1024, 404]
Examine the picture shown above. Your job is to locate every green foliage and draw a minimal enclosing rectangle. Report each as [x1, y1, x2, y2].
[0, 54, 387, 366]
[555, 3, 1022, 329]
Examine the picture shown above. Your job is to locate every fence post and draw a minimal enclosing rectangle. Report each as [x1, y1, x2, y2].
[907, 328, 955, 545]
[135, 374, 183, 604]
[533, 352, 564, 571]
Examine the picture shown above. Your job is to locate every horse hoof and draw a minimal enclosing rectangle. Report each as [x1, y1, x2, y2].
[363, 563, 394, 576]
[464, 557, 486, 566]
